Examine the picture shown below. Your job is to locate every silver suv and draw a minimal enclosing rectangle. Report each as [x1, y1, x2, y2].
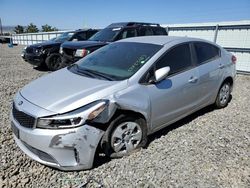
[11, 36, 236, 171]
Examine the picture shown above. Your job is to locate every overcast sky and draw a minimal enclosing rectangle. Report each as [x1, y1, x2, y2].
[0, 0, 250, 29]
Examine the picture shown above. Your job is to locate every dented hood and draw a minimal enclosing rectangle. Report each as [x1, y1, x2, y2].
[20, 68, 127, 114]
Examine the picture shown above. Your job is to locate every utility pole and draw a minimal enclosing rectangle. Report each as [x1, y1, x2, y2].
[0, 17, 3, 35]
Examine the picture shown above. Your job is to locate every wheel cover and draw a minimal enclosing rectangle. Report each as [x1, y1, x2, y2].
[111, 122, 142, 153]
[50, 56, 61, 69]
[219, 83, 230, 105]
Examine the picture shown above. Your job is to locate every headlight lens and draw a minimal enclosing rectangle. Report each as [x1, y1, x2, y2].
[37, 100, 108, 129]
[75, 49, 90, 57]
[35, 48, 42, 54]
[59, 47, 63, 54]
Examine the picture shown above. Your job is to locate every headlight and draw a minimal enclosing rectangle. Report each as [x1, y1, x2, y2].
[59, 47, 63, 54]
[75, 49, 90, 57]
[35, 48, 42, 54]
[37, 100, 108, 129]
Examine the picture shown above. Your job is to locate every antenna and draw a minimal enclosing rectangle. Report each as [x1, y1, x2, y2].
[0, 18, 3, 35]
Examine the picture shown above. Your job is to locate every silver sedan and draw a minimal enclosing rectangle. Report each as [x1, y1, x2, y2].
[11, 36, 236, 170]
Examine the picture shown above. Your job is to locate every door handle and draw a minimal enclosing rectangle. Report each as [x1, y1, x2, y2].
[219, 64, 225, 69]
[188, 76, 198, 83]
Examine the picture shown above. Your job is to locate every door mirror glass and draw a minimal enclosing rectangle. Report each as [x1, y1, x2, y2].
[154, 67, 170, 83]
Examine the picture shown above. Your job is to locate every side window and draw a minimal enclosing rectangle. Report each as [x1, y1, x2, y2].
[139, 27, 154, 36]
[194, 42, 220, 64]
[156, 44, 192, 76]
[117, 28, 137, 40]
[71, 32, 87, 41]
[152, 27, 167, 35]
[87, 30, 98, 39]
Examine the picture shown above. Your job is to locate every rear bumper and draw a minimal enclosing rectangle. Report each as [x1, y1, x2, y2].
[11, 113, 104, 171]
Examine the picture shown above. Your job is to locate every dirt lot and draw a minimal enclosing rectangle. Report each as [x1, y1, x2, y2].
[0, 44, 249, 188]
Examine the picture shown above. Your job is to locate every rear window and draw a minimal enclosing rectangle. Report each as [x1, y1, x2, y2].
[194, 42, 220, 64]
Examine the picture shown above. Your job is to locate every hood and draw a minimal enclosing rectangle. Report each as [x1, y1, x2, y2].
[20, 68, 128, 114]
[29, 41, 61, 48]
[62, 40, 107, 49]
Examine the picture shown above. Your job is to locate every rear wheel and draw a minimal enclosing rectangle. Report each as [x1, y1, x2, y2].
[101, 114, 147, 158]
[215, 82, 231, 108]
[45, 53, 62, 71]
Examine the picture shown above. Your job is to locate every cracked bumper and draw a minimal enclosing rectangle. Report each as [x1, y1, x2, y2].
[11, 116, 104, 171]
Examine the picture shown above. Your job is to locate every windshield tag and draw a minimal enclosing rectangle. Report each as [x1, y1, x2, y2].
[112, 28, 121, 31]
[140, 60, 145, 64]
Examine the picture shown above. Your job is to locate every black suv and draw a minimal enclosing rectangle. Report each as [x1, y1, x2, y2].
[60, 22, 167, 66]
[22, 29, 98, 71]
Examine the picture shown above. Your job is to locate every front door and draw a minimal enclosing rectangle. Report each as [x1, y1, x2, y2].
[145, 43, 200, 131]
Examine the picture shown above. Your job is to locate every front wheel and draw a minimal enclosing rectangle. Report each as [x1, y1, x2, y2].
[215, 82, 231, 108]
[101, 115, 147, 158]
[45, 53, 62, 71]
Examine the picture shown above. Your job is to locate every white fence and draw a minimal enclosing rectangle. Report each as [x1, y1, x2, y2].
[162, 21, 250, 73]
[12, 30, 74, 45]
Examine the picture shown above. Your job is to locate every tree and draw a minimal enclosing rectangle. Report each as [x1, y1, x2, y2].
[26, 23, 39, 33]
[41, 24, 58, 32]
[14, 25, 24, 34]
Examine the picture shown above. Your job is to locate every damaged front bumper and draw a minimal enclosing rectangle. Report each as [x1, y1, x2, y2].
[11, 116, 104, 171]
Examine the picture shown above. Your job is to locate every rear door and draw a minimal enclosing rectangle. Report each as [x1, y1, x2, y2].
[145, 43, 200, 130]
[192, 42, 222, 105]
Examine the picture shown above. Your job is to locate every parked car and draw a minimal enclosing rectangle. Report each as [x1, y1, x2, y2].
[22, 29, 99, 71]
[60, 22, 167, 67]
[11, 36, 236, 170]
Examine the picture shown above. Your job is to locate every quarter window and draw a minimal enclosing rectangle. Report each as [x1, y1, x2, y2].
[194, 42, 220, 64]
[152, 27, 167, 35]
[156, 44, 192, 75]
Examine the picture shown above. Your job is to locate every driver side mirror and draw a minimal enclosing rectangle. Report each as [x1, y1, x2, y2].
[150, 67, 170, 83]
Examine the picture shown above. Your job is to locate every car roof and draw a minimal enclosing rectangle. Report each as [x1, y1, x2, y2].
[107, 22, 160, 28]
[74, 28, 99, 33]
[118, 36, 208, 46]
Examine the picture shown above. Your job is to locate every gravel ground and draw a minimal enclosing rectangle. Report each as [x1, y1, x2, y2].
[0, 44, 249, 188]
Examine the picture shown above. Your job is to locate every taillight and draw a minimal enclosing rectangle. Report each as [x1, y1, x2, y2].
[81, 49, 89, 57]
[75, 49, 90, 57]
[231, 55, 237, 64]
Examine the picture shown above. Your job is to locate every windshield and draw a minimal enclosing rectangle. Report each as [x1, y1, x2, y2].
[71, 42, 162, 81]
[88, 28, 121, 42]
[54, 32, 75, 42]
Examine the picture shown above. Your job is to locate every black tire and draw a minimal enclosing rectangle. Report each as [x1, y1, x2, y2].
[215, 82, 231, 108]
[101, 114, 147, 158]
[45, 53, 62, 71]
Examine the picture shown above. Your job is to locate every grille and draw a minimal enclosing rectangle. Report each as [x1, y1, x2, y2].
[26, 47, 34, 53]
[64, 48, 75, 56]
[22, 141, 57, 164]
[12, 104, 35, 128]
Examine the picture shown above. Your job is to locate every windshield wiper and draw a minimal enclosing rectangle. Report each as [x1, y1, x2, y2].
[77, 68, 115, 81]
